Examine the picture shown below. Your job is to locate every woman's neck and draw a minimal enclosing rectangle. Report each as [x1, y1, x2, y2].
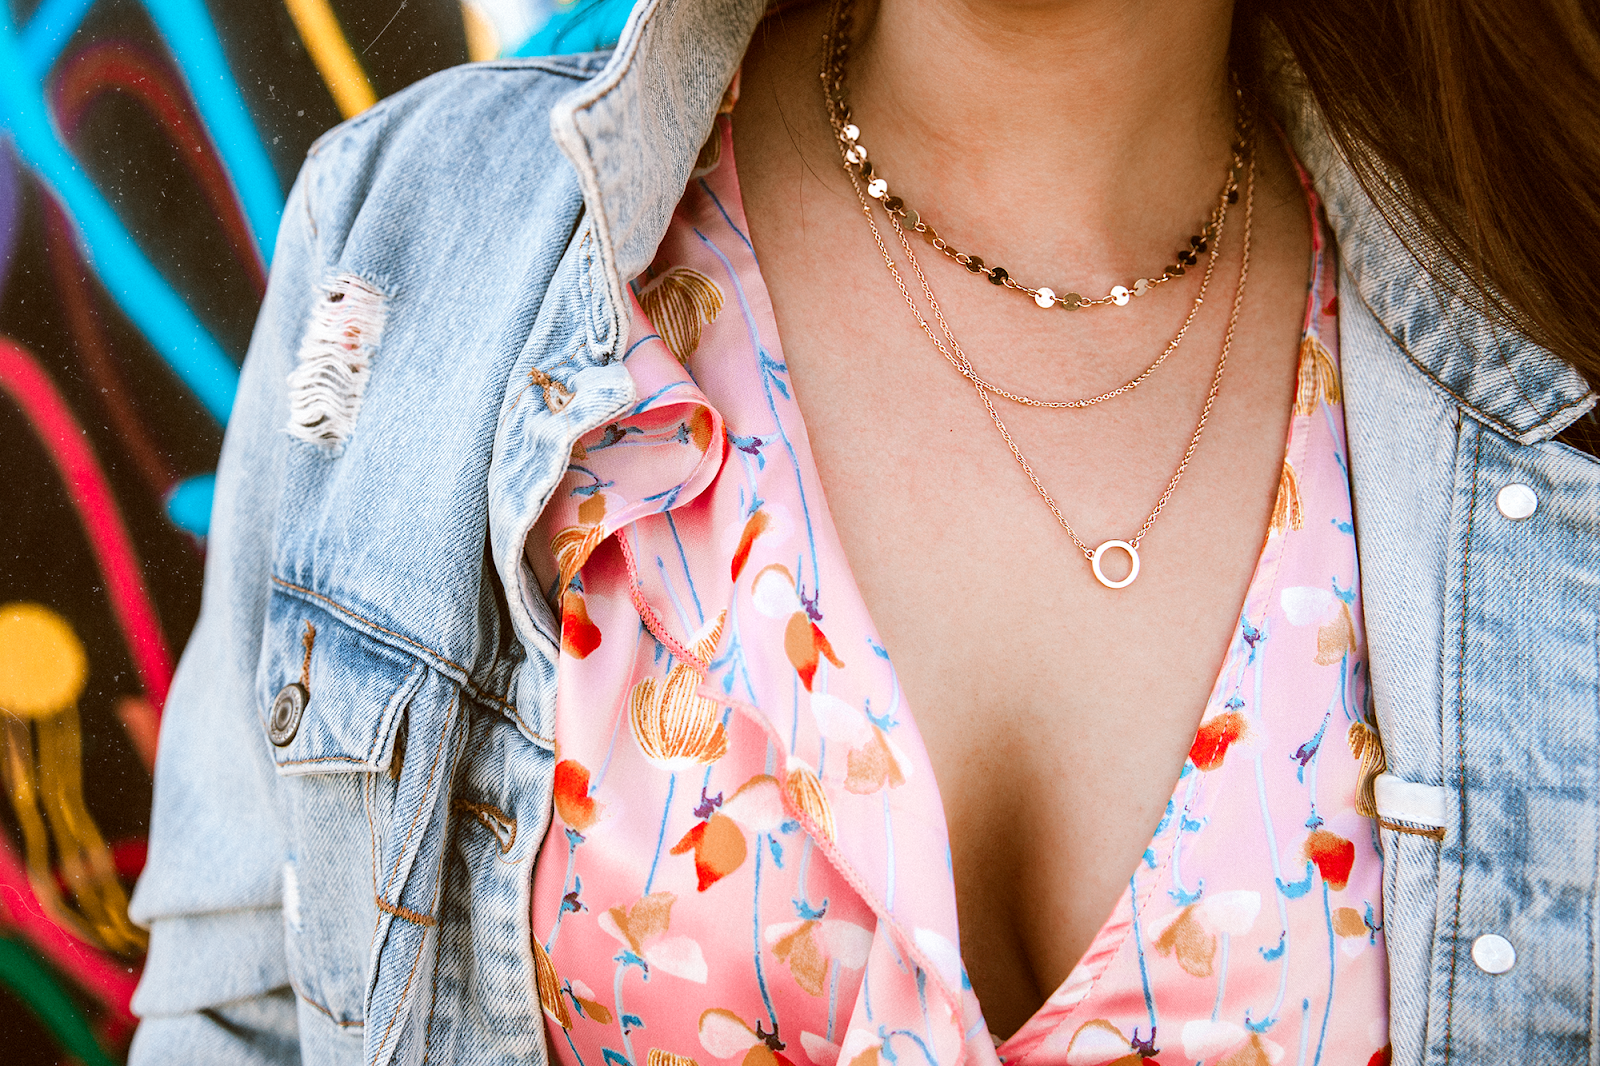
[823, 0, 1240, 287]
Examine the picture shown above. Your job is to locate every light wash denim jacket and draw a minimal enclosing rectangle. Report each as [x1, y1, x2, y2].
[127, 0, 1600, 1063]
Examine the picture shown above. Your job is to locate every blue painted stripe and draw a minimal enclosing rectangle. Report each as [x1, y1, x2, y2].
[0, 24, 239, 421]
[515, 0, 633, 56]
[18, 0, 98, 79]
[163, 472, 215, 535]
[139, 0, 283, 262]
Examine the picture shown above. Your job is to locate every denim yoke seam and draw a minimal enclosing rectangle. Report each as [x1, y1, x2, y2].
[269, 575, 539, 735]
[1441, 422, 1484, 1064]
[1350, 283, 1595, 442]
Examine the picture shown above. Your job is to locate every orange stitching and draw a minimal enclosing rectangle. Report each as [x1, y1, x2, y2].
[383, 694, 455, 897]
[375, 930, 428, 1055]
[270, 576, 518, 713]
[453, 798, 517, 855]
[375, 895, 438, 927]
[300, 622, 317, 688]
[1378, 818, 1447, 841]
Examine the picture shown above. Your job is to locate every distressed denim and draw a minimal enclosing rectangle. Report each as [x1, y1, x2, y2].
[127, 0, 1600, 1063]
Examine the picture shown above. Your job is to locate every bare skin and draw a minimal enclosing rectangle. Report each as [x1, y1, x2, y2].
[729, 0, 1310, 1037]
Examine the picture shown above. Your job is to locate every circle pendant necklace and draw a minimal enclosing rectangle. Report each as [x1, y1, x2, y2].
[821, 0, 1257, 589]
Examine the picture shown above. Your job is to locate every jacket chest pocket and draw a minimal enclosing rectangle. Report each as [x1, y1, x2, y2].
[258, 584, 467, 1058]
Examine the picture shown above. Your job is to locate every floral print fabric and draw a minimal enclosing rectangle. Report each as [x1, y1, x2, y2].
[527, 112, 1388, 1066]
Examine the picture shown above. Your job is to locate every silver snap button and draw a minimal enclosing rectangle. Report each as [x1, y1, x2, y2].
[268, 683, 308, 746]
[1471, 933, 1516, 974]
[1495, 483, 1537, 520]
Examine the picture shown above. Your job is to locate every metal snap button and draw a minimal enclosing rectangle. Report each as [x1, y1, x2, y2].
[1471, 933, 1516, 974]
[268, 683, 308, 746]
[1495, 483, 1537, 520]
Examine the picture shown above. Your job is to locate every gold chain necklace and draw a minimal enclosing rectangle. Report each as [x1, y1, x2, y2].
[820, 0, 1246, 316]
[818, 2, 1239, 410]
[821, 0, 1257, 589]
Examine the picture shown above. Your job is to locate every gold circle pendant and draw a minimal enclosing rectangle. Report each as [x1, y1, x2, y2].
[1090, 540, 1141, 590]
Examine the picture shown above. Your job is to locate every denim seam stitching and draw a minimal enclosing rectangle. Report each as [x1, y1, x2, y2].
[1349, 282, 1595, 441]
[270, 575, 531, 726]
[293, 980, 364, 1029]
[374, 896, 436, 927]
[382, 693, 456, 898]
[1442, 422, 1483, 1063]
[374, 931, 428, 1059]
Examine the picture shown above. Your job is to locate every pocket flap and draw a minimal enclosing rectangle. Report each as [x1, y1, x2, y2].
[257, 586, 427, 775]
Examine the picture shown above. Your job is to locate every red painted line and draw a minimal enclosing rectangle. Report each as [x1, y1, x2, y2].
[0, 336, 174, 712]
[0, 838, 138, 1023]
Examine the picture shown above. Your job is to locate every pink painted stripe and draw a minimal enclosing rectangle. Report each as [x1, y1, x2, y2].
[0, 838, 138, 1021]
[0, 336, 174, 713]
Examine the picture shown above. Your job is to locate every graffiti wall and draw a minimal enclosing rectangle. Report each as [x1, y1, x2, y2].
[0, 0, 630, 1059]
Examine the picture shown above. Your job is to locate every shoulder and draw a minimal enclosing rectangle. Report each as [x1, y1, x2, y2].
[292, 54, 614, 258]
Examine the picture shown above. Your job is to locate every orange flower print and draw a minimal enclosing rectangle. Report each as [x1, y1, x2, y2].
[638, 267, 724, 364]
[553, 758, 603, 832]
[731, 510, 770, 582]
[562, 592, 602, 658]
[1060, 1019, 1143, 1066]
[533, 937, 572, 1029]
[1293, 333, 1341, 415]
[630, 669, 728, 771]
[670, 813, 747, 892]
[599, 893, 708, 982]
[720, 774, 787, 834]
[648, 1051, 699, 1066]
[782, 760, 835, 842]
[844, 726, 911, 795]
[1269, 460, 1303, 536]
[1189, 708, 1247, 771]
[1304, 828, 1355, 889]
[1152, 903, 1216, 977]
[552, 523, 606, 594]
[699, 1008, 798, 1066]
[1182, 1021, 1285, 1065]
[1149, 891, 1261, 979]
[784, 612, 844, 691]
[1348, 719, 1387, 818]
[751, 564, 843, 690]
[764, 918, 871, 996]
[837, 1029, 884, 1066]
[566, 977, 613, 1024]
[630, 615, 729, 771]
[1314, 602, 1356, 665]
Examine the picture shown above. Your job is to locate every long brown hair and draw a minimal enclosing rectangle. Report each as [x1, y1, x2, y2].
[1237, 0, 1600, 397]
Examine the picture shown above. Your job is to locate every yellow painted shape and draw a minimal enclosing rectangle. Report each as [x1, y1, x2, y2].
[283, 0, 380, 118]
[0, 603, 87, 718]
[461, 0, 500, 61]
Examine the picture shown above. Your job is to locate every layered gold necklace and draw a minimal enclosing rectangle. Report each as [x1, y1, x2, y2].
[819, 0, 1257, 589]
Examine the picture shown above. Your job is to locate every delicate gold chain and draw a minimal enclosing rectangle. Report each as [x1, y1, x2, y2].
[820, 0, 1245, 315]
[822, 0, 1258, 582]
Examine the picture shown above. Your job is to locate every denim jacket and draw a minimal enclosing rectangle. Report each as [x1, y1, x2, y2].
[126, 0, 1600, 1063]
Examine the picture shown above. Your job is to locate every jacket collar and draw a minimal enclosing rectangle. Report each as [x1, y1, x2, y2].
[552, 0, 1595, 442]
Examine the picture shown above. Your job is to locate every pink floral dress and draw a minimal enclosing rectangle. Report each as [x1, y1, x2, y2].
[526, 111, 1390, 1066]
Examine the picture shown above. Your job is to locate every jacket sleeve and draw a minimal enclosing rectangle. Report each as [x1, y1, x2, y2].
[126, 152, 328, 1063]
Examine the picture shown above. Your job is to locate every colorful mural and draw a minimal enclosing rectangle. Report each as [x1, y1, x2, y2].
[0, 0, 632, 1059]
